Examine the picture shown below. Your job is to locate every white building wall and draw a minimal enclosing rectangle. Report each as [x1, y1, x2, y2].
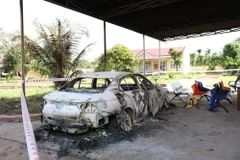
[182, 47, 190, 74]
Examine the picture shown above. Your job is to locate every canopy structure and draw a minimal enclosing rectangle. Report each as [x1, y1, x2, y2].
[45, 0, 240, 41]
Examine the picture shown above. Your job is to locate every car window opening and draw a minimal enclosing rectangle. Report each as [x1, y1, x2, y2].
[60, 78, 112, 93]
[120, 76, 139, 91]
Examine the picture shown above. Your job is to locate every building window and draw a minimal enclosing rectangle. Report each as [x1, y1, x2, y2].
[154, 64, 158, 69]
[160, 61, 165, 70]
[145, 62, 150, 71]
[170, 61, 175, 69]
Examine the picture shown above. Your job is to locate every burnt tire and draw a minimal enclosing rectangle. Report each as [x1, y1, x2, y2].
[116, 110, 133, 132]
[106, 110, 133, 132]
[106, 115, 122, 132]
[162, 98, 170, 108]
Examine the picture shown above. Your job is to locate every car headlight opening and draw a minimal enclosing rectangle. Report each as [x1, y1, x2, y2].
[85, 103, 97, 113]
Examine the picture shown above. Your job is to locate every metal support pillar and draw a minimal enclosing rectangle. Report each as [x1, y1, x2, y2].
[20, 0, 25, 95]
[143, 35, 145, 76]
[158, 40, 161, 75]
[103, 21, 107, 71]
[237, 80, 240, 111]
[157, 40, 161, 85]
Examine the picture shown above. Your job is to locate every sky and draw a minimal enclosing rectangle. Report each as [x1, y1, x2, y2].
[0, 0, 240, 61]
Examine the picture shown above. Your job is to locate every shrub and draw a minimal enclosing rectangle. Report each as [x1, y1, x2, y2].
[5, 74, 12, 82]
[167, 72, 175, 79]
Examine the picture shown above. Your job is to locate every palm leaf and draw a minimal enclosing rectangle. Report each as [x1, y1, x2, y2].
[67, 43, 94, 76]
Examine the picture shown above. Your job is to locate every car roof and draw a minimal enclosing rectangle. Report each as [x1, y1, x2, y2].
[79, 71, 133, 79]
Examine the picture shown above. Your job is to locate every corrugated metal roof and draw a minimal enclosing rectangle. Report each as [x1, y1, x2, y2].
[45, 0, 240, 41]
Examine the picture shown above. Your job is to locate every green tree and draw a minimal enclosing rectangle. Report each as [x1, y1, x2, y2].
[196, 49, 202, 55]
[207, 52, 221, 70]
[0, 28, 6, 54]
[3, 47, 21, 74]
[95, 44, 138, 72]
[204, 48, 212, 65]
[0, 29, 30, 76]
[190, 53, 197, 66]
[78, 59, 95, 69]
[168, 48, 183, 71]
[221, 56, 240, 69]
[25, 19, 93, 87]
[30, 59, 50, 77]
[220, 43, 240, 70]
[222, 43, 240, 58]
[194, 49, 204, 66]
[90, 59, 98, 69]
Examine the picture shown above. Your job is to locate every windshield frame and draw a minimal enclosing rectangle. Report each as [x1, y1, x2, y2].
[59, 77, 113, 93]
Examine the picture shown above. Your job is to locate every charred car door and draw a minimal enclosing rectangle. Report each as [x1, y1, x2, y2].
[119, 76, 148, 120]
[135, 75, 163, 117]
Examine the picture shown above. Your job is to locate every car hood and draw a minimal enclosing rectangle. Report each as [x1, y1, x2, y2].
[43, 90, 115, 102]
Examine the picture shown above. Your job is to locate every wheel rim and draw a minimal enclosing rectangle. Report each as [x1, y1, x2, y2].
[116, 110, 133, 131]
[163, 98, 169, 108]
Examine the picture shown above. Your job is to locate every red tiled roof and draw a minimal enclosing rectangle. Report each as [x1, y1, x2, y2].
[132, 47, 185, 57]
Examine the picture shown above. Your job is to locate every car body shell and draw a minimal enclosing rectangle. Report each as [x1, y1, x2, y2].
[42, 72, 169, 133]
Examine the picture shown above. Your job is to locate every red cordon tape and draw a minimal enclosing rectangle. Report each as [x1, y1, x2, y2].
[22, 78, 72, 83]
[21, 89, 40, 160]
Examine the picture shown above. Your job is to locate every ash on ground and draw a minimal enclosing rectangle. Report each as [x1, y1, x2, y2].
[34, 106, 176, 159]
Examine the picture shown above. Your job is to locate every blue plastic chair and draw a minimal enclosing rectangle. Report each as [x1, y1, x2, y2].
[208, 83, 231, 112]
[195, 80, 210, 92]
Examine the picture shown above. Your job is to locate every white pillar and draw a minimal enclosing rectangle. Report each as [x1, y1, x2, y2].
[183, 47, 190, 74]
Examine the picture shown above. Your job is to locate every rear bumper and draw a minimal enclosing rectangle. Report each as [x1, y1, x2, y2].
[43, 117, 87, 128]
[43, 116, 89, 133]
[42, 114, 108, 133]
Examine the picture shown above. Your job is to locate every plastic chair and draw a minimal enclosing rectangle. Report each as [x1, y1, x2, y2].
[170, 81, 190, 103]
[219, 81, 231, 92]
[185, 84, 210, 109]
[195, 81, 211, 101]
[208, 83, 232, 112]
[195, 81, 210, 92]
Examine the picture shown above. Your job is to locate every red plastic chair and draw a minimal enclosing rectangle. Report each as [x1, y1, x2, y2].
[185, 84, 210, 109]
[192, 84, 205, 95]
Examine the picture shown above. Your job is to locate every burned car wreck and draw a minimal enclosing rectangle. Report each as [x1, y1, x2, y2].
[42, 72, 170, 133]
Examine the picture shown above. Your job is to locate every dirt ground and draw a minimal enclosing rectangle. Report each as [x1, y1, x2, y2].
[0, 93, 239, 160]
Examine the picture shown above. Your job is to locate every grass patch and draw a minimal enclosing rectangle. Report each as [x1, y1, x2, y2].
[0, 77, 21, 85]
[147, 72, 204, 84]
[0, 86, 54, 115]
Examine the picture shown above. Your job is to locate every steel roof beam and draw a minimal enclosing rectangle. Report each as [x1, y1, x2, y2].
[151, 9, 172, 25]
[147, 13, 240, 34]
[146, 8, 187, 35]
[194, 26, 201, 32]
[225, 0, 232, 28]
[101, 0, 187, 18]
[197, 0, 208, 17]
[66, 0, 87, 13]
[171, 3, 189, 21]
[196, 0, 216, 31]
[170, 4, 191, 34]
